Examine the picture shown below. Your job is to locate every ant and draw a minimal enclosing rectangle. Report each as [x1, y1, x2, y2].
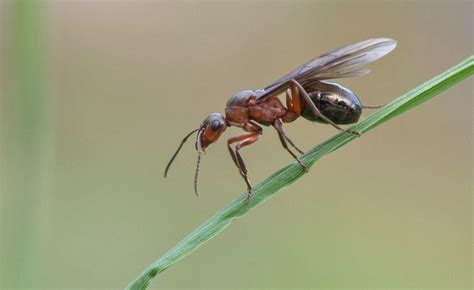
[165, 38, 396, 201]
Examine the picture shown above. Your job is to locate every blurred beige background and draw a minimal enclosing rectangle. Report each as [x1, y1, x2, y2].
[1, 0, 472, 289]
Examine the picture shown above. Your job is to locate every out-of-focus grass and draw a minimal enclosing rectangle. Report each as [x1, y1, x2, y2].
[0, 0, 53, 287]
[126, 55, 473, 290]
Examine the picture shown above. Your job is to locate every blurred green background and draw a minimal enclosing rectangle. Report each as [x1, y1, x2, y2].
[0, 0, 472, 289]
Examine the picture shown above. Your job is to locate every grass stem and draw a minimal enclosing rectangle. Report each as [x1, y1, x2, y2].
[126, 55, 473, 290]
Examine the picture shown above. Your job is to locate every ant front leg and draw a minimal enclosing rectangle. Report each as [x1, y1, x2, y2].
[273, 119, 308, 172]
[290, 79, 360, 136]
[227, 131, 260, 201]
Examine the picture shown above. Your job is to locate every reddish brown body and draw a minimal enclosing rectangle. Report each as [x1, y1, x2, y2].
[224, 86, 301, 130]
[226, 91, 286, 126]
[220, 81, 315, 198]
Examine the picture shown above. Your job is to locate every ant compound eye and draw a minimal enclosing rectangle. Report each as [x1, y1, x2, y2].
[338, 100, 346, 107]
[210, 120, 222, 131]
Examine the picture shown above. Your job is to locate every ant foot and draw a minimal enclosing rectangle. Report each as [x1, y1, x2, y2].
[244, 189, 253, 203]
[296, 158, 309, 173]
[345, 129, 361, 137]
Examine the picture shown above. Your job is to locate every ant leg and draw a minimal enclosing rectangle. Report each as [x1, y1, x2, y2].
[227, 132, 260, 201]
[284, 134, 304, 155]
[290, 79, 360, 136]
[273, 119, 308, 172]
[281, 88, 300, 123]
[281, 89, 305, 155]
[362, 104, 385, 109]
[289, 82, 302, 115]
[227, 133, 251, 175]
[227, 122, 262, 175]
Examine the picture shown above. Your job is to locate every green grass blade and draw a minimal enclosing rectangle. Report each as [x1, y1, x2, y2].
[1, 0, 53, 286]
[126, 55, 473, 290]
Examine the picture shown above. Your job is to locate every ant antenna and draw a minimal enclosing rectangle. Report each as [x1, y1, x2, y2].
[194, 129, 204, 197]
[164, 128, 200, 178]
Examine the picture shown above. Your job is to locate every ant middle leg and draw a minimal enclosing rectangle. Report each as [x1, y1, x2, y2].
[283, 134, 304, 155]
[273, 119, 308, 172]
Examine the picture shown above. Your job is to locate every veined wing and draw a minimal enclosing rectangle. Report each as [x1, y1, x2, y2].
[256, 38, 396, 103]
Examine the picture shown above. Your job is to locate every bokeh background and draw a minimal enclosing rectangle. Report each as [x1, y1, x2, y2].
[1, 0, 472, 289]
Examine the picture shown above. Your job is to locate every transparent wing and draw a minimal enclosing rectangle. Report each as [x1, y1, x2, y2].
[256, 38, 396, 103]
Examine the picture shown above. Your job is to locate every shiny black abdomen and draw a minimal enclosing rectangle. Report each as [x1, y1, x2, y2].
[301, 82, 362, 125]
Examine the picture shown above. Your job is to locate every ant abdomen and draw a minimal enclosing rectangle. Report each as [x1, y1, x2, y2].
[301, 82, 362, 125]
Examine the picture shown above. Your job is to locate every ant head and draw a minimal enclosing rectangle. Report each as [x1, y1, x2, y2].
[164, 112, 227, 197]
[198, 113, 227, 150]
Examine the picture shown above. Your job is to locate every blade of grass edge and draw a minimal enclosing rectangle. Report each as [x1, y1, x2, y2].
[126, 55, 473, 290]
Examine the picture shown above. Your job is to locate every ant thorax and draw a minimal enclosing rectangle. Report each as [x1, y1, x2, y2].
[226, 89, 266, 107]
